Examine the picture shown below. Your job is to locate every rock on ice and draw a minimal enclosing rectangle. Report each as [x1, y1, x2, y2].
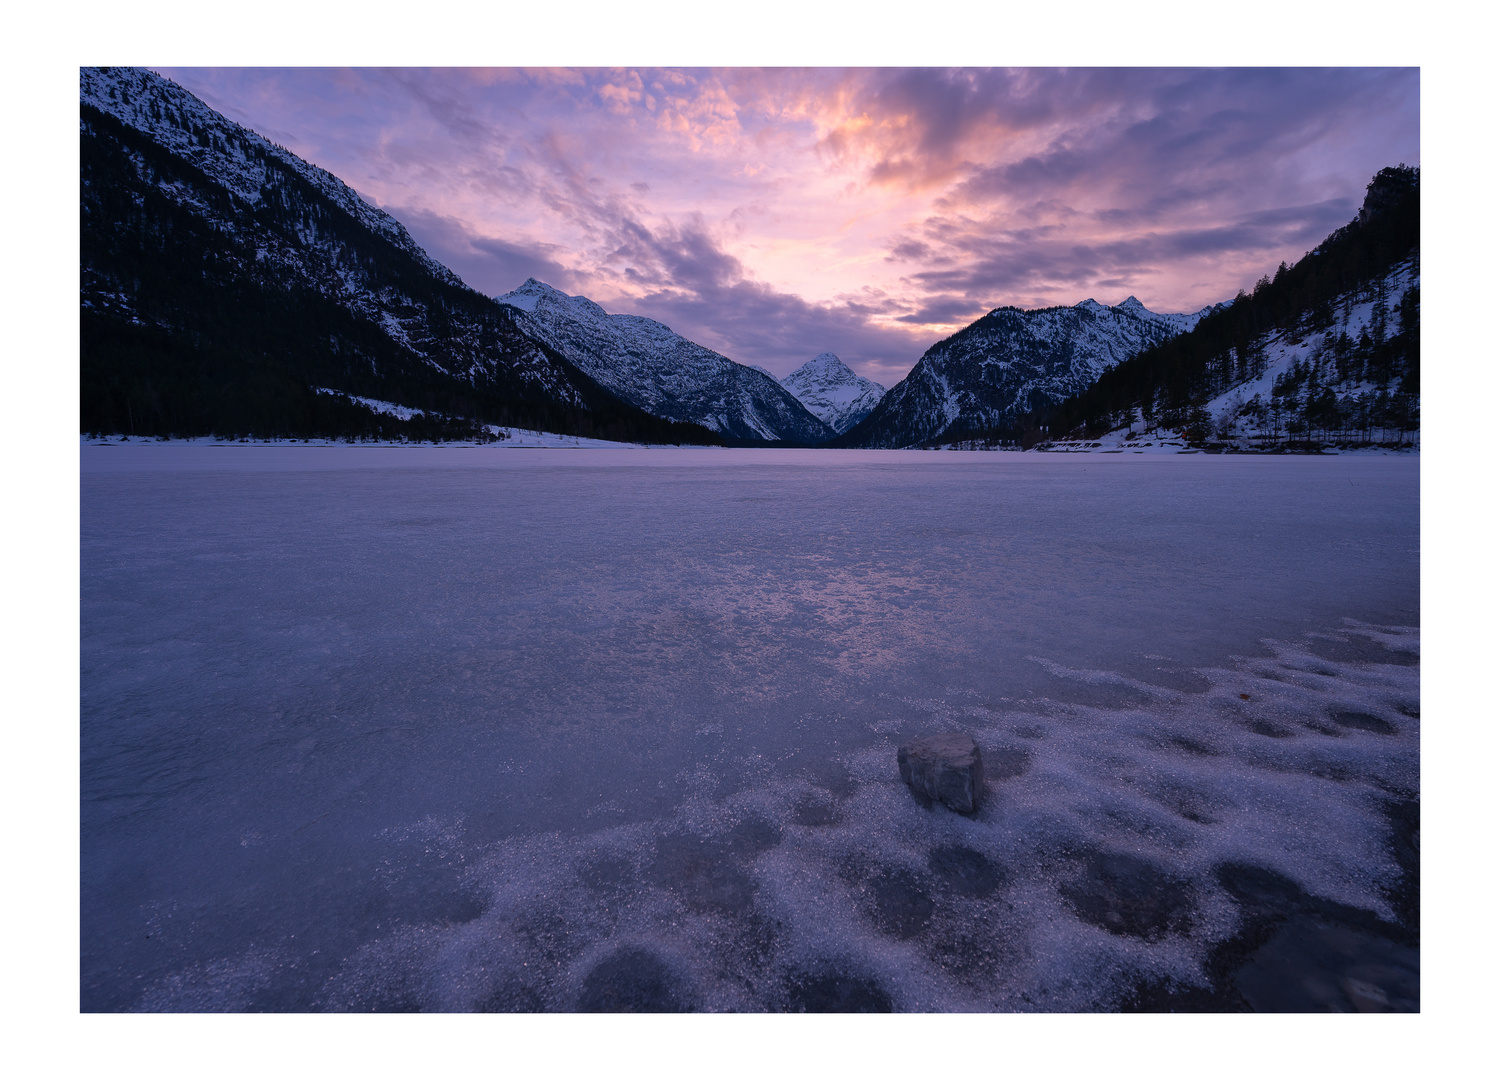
[897, 733, 984, 814]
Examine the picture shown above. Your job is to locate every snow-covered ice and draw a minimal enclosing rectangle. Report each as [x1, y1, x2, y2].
[81, 446, 1418, 1011]
[84, 426, 647, 450]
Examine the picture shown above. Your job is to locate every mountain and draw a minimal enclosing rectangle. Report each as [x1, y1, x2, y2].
[1035, 165, 1419, 451]
[779, 353, 886, 435]
[80, 66, 717, 445]
[833, 297, 1211, 448]
[495, 279, 834, 444]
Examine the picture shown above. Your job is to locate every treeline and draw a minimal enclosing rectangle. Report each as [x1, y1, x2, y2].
[80, 313, 716, 445]
[82, 315, 503, 442]
[80, 103, 721, 447]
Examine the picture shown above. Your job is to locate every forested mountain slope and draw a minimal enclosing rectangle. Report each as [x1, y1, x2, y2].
[80, 67, 717, 444]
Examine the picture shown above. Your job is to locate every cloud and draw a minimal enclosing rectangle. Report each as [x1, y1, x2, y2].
[158, 66, 1420, 384]
[392, 206, 580, 296]
[886, 239, 934, 262]
[568, 215, 936, 381]
[894, 295, 991, 326]
[379, 69, 496, 144]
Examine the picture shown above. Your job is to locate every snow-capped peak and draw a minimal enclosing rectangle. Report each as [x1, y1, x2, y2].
[780, 353, 887, 435]
[497, 278, 552, 312]
[796, 352, 853, 380]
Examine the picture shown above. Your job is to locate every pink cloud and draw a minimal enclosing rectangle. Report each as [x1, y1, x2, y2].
[156, 67, 1418, 384]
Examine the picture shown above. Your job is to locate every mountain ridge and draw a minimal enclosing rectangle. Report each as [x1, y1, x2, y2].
[834, 296, 1213, 448]
[495, 278, 834, 444]
[80, 67, 719, 445]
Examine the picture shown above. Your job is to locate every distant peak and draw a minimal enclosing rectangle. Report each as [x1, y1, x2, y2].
[786, 352, 851, 381]
[805, 352, 848, 373]
[496, 277, 587, 314]
[497, 279, 555, 312]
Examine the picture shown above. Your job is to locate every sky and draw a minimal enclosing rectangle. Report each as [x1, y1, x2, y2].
[160, 67, 1418, 386]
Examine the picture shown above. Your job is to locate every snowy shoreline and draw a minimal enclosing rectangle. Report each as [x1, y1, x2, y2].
[81, 435, 1420, 457]
[79, 439, 1420, 477]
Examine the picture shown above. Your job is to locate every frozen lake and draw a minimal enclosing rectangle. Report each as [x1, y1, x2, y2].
[81, 445, 1419, 1011]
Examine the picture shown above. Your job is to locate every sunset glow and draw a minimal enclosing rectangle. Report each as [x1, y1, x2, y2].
[160, 67, 1419, 385]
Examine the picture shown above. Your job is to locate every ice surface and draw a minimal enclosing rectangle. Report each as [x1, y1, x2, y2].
[81, 447, 1418, 1011]
[84, 427, 646, 450]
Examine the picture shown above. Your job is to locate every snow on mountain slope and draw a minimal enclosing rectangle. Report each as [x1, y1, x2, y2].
[496, 279, 834, 444]
[1034, 258, 1420, 453]
[780, 353, 886, 435]
[839, 297, 1213, 448]
[81, 67, 460, 287]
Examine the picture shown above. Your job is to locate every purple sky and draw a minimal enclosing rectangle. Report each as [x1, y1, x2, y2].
[160, 67, 1418, 385]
